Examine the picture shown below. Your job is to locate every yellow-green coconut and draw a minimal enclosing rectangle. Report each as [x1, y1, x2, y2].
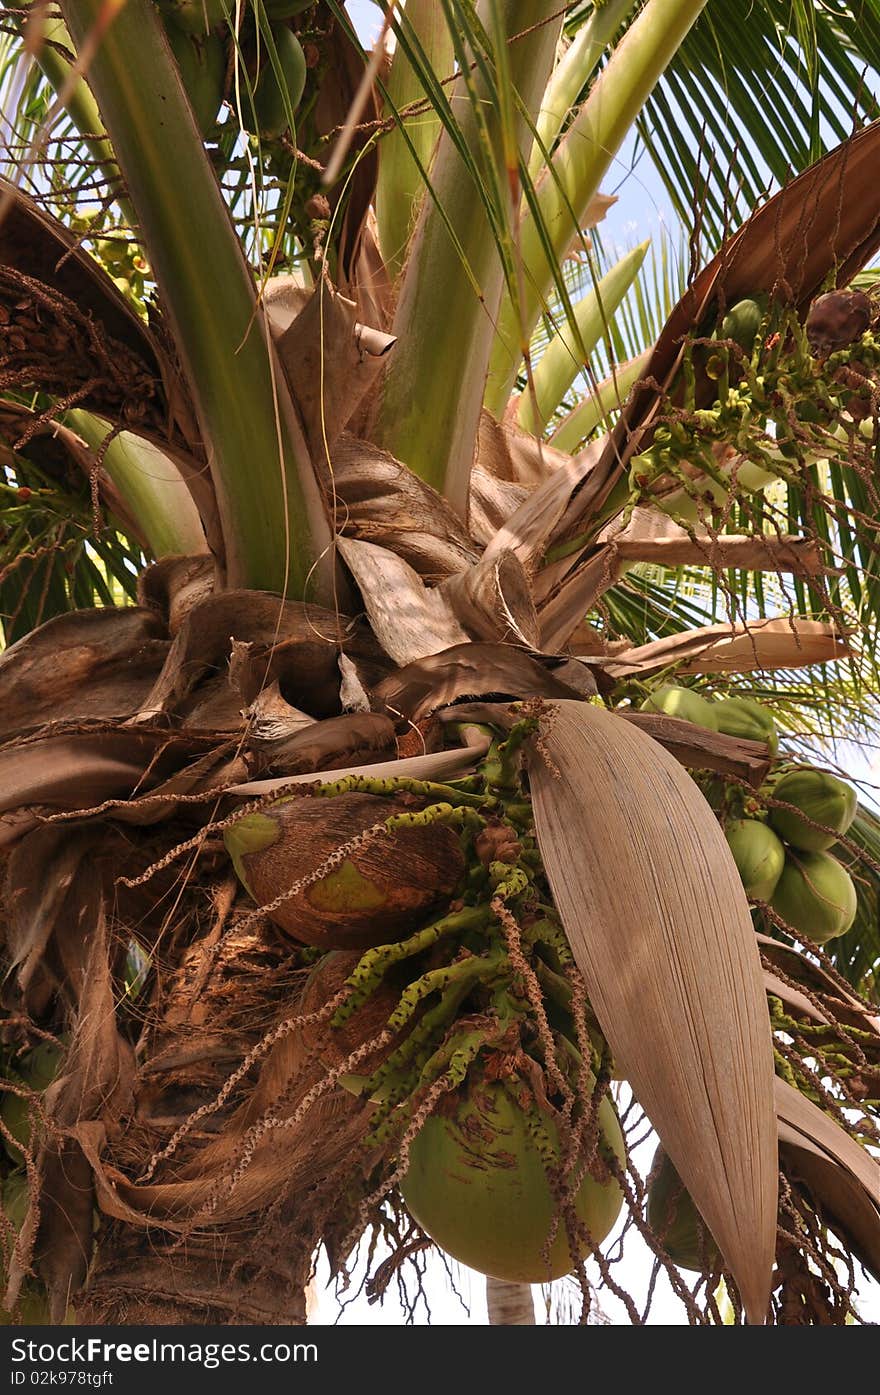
[714, 697, 778, 754]
[724, 819, 785, 900]
[639, 685, 717, 730]
[768, 768, 857, 853]
[646, 1147, 722, 1273]
[770, 850, 857, 944]
[401, 1079, 624, 1283]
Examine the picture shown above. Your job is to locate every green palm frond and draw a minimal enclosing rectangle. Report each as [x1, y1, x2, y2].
[639, 0, 880, 245]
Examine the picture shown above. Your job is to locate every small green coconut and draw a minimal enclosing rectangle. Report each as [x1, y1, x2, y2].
[768, 767, 857, 852]
[166, 27, 226, 136]
[718, 297, 765, 351]
[714, 697, 778, 754]
[401, 1078, 624, 1283]
[770, 850, 857, 944]
[157, 0, 228, 35]
[725, 819, 785, 900]
[241, 28, 307, 139]
[639, 685, 718, 730]
[646, 1147, 722, 1273]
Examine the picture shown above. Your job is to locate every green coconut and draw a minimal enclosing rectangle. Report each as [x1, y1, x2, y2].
[714, 697, 778, 754]
[1, 1042, 63, 1165]
[719, 297, 764, 351]
[639, 684, 718, 730]
[167, 27, 226, 136]
[770, 850, 857, 944]
[646, 1147, 722, 1273]
[400, 1079, 625, 1283]
[157, 0, 228, 35]
[768, 767, 857, 852]
[224, 792, 465, 951]
[242, 28, 307, 139]
[725, 819, 785, 900]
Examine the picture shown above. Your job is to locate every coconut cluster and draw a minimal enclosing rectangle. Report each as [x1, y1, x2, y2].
[154, 0, 309, 143]
[222, 732, 629, 1285]
[640, 686, 858, 943]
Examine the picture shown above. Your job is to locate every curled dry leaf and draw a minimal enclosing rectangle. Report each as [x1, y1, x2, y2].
[323, 433, 478, 581]
[595, 618, 850, 680]
[0, 607, 168, 738]
[440, 548, 540, 649]
[137, 554, 216, 635]
[372, 644, 596, 724]
[336, 535, 470, 666]
[776, 1077, 880, 1282]
[528, 700, 777, 1324]
[265, 281, 395, 455]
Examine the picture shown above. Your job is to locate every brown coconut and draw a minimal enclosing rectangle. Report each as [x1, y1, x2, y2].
[226, 792, 465, 950]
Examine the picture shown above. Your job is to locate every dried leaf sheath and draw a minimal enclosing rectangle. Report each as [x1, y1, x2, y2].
[528, 700, 777, 1323]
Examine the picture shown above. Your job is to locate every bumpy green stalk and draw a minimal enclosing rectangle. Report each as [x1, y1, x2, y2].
[60, 0, 332, 599]
[484, 0, 710, 415]
[376, 0, 455, 280]
[517, 240, 648, 434]
[373, 0, 563, 512]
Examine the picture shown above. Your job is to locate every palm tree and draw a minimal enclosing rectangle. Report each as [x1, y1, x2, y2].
[1, 0, 879, 1327]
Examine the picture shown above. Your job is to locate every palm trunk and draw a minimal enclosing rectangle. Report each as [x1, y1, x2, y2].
[486, 1278, 536, 1325]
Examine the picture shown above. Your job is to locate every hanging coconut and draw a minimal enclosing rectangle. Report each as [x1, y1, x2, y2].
[770, 850, 857, 944]
[639, 684, 717, 729]
[725, 819, 785, 900]
[768, 767, 857, 852]
[400, 1077, 625, 1283]
[646, 1147, 722, 1273]
[714, 697, 778, 754]
[241, 27, 307, 139]
[157, 0, 228, 36]
[1, 1041, 64, 1165]
[166, 26, 226, 137]
[225, 792, 466, 951]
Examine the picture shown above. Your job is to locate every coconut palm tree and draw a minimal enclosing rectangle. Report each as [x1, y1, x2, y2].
[1, 0, 879, 1328]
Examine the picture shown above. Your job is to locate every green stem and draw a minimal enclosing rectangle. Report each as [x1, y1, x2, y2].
[373, 0, 563, 513]
[65, 410, 208, 559]
[28, 16, 137, 231]
[526, 0, 636, 183]
[376, 0, 454, 281]
[59, 0, 332, 600]
[484, 0, 709, 415]
[548, 349, 651, 452]
[517, 239, 648, 434]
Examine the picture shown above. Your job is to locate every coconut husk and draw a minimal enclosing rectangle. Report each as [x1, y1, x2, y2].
[232, 790, 465, 951]
[528, 700, 777, 1324]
